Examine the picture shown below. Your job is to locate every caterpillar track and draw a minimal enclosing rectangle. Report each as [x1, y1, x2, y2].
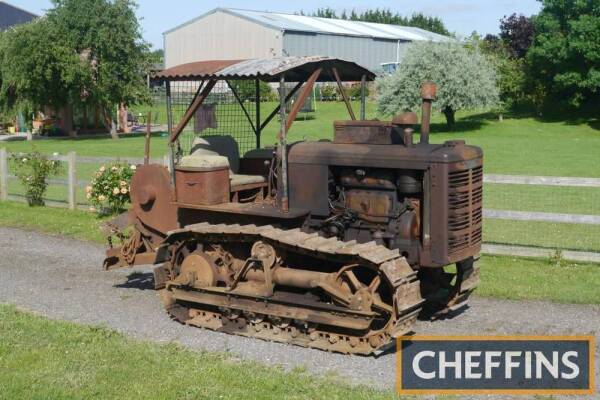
[156, 222, 478, 355]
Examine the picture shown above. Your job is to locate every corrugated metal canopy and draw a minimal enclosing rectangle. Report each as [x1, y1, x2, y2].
[153, 56, 376, 83]
[165, 8, 452, 43]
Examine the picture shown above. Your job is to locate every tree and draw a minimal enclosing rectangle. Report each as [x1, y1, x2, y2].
[376, 41, 499, 128]
[407, 13, 450, 36]
[312, 7, 337, 19]
[150, 49, 165, 66]
[499, 13, 534, 58]
[0, 19, 73, 118]
[306, 8, 451, 36]
[527, 0, 600, 107]
[0, 0, 152, 138]
[476, 35, 528, 110]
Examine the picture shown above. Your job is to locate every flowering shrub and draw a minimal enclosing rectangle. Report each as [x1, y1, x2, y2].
[10, 150, 62, 206]
[87, 163, 136, 215]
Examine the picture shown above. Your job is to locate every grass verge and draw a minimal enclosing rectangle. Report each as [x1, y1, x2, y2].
[477, 255, 600, 304]
[0, 304, 390, 400]
[1, 201, 598, 305]
[0, 200, 107, 243]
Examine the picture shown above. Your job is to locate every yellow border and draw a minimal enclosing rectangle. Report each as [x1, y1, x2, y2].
[396, 335, 595, 395]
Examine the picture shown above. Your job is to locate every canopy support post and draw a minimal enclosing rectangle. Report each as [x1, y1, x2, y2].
[360, 74, 366, 120]
[255, 78, 261, 149]
[332, 67, 356, 120]
[280, 68, 322, 139]
[279, 75, 289, 213]
[260, 80, 304, 133]
[165, 81, 176, 184]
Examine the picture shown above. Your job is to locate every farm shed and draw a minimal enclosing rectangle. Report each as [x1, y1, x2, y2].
[163, 7, 451, 72]
[0, 1, 37, 31]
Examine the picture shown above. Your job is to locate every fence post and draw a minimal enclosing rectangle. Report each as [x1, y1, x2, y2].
[163, 155, 168, 168]
[67, 151, 76, 210]
[0, 148, 7, 201]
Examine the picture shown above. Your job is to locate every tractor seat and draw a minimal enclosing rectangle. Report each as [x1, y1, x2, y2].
[184, 136, 266, 188]
[230, 174, 265, 186]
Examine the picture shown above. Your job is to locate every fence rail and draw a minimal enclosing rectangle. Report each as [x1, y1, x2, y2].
[0, 148, 598, 263]
[483, 209, 600, 225]
[484, 174, 600, 187]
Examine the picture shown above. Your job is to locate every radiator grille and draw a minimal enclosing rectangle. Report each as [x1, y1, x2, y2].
[447, 165, 483, 253]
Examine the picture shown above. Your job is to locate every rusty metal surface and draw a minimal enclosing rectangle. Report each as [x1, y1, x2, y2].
[392, 112, 418, 126]
[153, 56, 376, 83]
[153, 59, 242, 81]
[391, 112, 418, 146]
[333, 120, 397, 145]
[287, 139, 483, 268]
[174, 166, 229, 205]
[288, 140, 483, 167]
[130, 164, 178, 234]
[420, 82, 436, 144]
[159, 222, 430, 354]
[175, 202, 309, 220]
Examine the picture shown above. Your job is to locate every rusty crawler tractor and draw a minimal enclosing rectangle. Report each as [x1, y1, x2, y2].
[103, 57, 482, 355]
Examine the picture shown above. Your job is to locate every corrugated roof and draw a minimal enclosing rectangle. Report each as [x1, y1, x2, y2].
[165, 7, 452, 42]
[153, 56, 375, 82]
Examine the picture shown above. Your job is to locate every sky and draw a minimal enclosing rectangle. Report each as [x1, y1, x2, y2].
[7, 0, 542, 50]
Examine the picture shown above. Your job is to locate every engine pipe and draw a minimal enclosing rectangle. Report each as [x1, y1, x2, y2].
[420, 82, 437, 145]
[392, 111, 418, 146]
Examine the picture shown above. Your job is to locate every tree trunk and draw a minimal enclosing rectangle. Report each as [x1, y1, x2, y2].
[61, 104, 77, 137]
[442, 106, 456, 130]
[119, 103, 131, 134]
[102, 107, 119, 139]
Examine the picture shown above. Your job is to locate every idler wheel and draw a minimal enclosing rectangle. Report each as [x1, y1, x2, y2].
[177, 252, 218, 288]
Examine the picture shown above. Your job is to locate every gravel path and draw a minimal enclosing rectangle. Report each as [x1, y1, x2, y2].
[0, 227, 598, 398]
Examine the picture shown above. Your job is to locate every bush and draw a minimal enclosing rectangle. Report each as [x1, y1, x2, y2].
[10, 150, 62, 206]
[87, 163, 135, 215]
[376, 41, 500, 128]
[229, 80, 274, 102]
[319, 84, 339, 101]
[347, 83, 368, 100]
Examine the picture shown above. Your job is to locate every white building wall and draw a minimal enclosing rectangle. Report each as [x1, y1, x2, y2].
[164, 11, 283, 68]
[283, 32, 408, 72]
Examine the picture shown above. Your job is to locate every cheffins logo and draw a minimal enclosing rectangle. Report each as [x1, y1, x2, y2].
[397, 336, 595, 395]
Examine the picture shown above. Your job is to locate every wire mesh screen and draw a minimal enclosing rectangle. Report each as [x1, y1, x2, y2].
[483, 183, 600, 253]
[167, 80, 259, 158]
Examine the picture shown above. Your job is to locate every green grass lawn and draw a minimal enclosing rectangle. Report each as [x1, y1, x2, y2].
[0, 304, 390, 400]
[484, 219, 600, 253]
[3, 101, 599, 177]
[1, 201, 598, 305]
[484, 184, 600, 215]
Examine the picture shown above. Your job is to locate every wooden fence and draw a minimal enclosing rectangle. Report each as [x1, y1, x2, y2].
[0, 148, 598, 263]
[483, 174, 600, 263]
[0, 148, 168, 209]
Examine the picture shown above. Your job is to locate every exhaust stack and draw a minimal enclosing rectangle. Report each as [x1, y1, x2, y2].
[420, 82, 436, 145]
